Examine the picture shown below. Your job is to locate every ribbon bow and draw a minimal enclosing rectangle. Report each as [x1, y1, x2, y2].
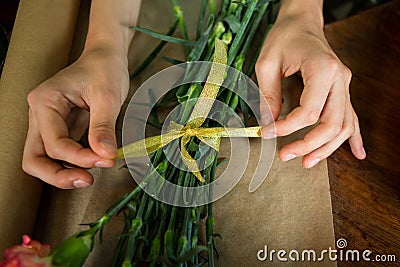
[118, 39, 262, 182]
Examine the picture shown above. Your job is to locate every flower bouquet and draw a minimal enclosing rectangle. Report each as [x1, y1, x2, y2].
[2, 0, 276, 266]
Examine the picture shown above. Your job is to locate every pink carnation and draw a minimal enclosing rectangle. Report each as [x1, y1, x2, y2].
[0, 235, 52, 267]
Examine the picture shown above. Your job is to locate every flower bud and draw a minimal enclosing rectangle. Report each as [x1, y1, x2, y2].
[50, 232, 94, 267]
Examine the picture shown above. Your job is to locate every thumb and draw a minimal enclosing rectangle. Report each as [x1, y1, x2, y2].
[88, 98, 120, 160]
[255, 60, 283, 122]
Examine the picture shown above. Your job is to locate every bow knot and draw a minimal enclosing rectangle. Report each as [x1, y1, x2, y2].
[118, 39, 262, 182]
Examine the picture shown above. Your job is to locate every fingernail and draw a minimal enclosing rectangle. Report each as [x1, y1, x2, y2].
[100, 138, 117, 153]
[73, 180, 90, 188]
[261, 127, 276, 139]
[306, 158, 320, 168]
[282, 154, 296, 162]
[361, 146, 366, 157]
[95, 161, 112, 168]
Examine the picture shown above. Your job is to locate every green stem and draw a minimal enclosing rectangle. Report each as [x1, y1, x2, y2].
[123, 194, 147, 262]
[105, 186, 141, 218]
[227, 0, 259, 65]
[239, 2, 270, 57]
[221, 0, 231, 17]
[112, 211, 133, 266]
[206, 158, 217, 267]
[172, 0, 190, 55]
[168, 170, 187, 229]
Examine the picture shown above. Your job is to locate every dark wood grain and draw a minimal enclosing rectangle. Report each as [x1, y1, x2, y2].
[325, 1, 400, 266]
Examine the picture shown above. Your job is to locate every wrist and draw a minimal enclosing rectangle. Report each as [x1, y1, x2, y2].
[80, 45, 129, 71]
[277, 0, 324, 30]
[83, 0, 141, 57]
[84, 35, 128, 58]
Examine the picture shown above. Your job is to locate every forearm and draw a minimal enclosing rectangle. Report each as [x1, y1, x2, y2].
[278, 0, 324, 29]
[84, 0, 142, 56]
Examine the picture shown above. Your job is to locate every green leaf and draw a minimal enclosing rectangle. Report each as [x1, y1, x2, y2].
[156, 87, 179, 107]
[212, 233, 222, 239]
[177, 83, 202, 103]
[256, 0, 272, 8]
[159, 55, 184, 65]
[213, 242, 220, 259]
[229, 93, 239, 110]
[237, 73, 249, 126]
[130, 19, 178, 79]
[239, 97, 250, 126]
[196, 0, 208, 39]
[203, 148, 216, 167]
[224, 15, 241, 33]
[221, 0, 231, 16]
[130, 25, 196, 46]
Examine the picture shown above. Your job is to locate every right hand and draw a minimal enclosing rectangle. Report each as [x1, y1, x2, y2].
[22, 47, 130, 189]
[255, 6, 366, 168]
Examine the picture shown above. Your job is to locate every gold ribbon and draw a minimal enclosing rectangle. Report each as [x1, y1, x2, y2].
[118, 39, 262, 182]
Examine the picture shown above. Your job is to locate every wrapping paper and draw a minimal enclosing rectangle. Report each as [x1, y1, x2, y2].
[1, 0, 336, 266]
[0, 0, 80, 253]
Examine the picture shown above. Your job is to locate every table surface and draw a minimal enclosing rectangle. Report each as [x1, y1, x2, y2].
[325, 1, 400, 266]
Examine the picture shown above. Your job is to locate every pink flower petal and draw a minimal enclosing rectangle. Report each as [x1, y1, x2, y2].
[0, 236, 52, 267]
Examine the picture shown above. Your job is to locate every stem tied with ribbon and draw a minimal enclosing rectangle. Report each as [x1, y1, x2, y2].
[117, 39, 262, 182]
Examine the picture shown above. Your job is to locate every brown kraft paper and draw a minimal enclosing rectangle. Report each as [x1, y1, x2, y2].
[0, 0, 81, 253]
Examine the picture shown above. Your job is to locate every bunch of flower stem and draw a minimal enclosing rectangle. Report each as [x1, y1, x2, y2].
[55, 1, 274, 266]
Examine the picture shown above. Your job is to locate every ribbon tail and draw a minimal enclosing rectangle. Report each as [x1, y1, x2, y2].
[213, 126, 262, 138]
[180, 135, 205, 182]
[198, 136, 221, 151]
[187, 39, 228, 128]
[117, 131, 182, 159]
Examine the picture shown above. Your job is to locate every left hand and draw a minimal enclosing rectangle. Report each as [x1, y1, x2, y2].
[22, 47, 130, 188]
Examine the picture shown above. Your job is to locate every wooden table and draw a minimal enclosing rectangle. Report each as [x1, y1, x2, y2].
[325, 1, 400, 266]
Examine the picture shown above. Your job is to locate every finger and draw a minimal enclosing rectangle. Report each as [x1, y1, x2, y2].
[27, 157, 95, 189]
[255, 58, 283, 122]
[31, 92, 108, 168]
[279, 80, 346, 160]
[23, 112, 94, 189]
[301, 103, 356, 168]
[349, 110, 366, 159]
[274, 61, 335, 136]
[88, 89, 121, 159]
[35, 106, 103, 168]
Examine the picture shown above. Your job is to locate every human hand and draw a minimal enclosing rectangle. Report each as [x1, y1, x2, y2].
[22, 47, 130, 188]
[255, 9, 366, 169]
